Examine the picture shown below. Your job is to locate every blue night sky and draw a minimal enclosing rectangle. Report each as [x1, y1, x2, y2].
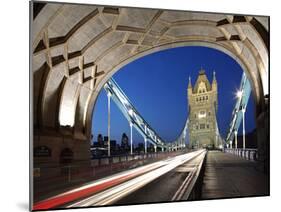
[91, 46, 255, 144]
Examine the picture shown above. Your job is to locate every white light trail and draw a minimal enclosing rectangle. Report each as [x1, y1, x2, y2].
[67, 149, 206, 207]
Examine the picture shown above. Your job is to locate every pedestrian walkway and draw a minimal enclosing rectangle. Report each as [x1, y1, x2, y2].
[201, 151, 269, 199]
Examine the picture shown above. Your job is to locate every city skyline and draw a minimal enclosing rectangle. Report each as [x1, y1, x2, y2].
[92, 46, 256, 144]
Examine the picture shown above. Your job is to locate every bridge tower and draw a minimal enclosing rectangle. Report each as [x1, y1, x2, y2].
[188, 69, 218, 149]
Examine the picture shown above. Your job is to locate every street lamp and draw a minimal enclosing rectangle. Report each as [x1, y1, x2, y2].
[236, 90, 243, 99]
[130, 122, 133, 155]
[236, 90, 246, 150]
[128, 109, 134, 155]
[242, 107, 246, 149]
[236, 90, 246, 149]
[144, 125, 147, 154]
[144, 137, 147, 154]
[234, 130, 238, 149]
[128, 108, 134, 116]
[107, 92, 111, 157]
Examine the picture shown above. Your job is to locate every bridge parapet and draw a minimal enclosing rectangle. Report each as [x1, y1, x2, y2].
[224, 148, 257, 161]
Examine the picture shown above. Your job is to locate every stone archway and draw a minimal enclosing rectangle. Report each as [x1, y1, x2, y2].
[32, 2, 269, 166]
[85, 41, 264, 138]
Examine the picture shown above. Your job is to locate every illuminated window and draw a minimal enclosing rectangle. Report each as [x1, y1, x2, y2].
[198, 110, 206, 119]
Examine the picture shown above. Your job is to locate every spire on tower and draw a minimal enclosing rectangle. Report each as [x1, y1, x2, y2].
[212, 71, 217, 82]
[188, 76, 192, 88]
[212, 70, 217, 90]
[199, 66, 205, 75]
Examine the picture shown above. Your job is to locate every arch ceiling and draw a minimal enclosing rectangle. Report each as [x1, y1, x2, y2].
[32, 2, 269, 141]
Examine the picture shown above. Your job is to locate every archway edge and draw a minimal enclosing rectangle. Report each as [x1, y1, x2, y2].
[86, 40, 264, 139]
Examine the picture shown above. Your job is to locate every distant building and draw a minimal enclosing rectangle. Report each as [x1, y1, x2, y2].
[91, 134, 94, 145]
[188, 69, 219, 149]
[97, 134, 103, 146]
[121, 133, 130, 152]
[110, 140, 117, 151]
[104, 136, 109, 145]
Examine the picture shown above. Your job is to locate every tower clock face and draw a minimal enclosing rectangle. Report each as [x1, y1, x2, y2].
[198, 110, 206, 119]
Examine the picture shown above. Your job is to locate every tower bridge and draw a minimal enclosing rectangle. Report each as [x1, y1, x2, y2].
[31, 2, 269, 210]
[32, 2, 268, 166]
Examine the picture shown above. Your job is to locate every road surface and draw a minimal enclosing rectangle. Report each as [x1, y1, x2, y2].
[33, 149, 206, 210]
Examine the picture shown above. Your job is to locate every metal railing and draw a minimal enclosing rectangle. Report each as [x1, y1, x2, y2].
[224, 148, 258, 161]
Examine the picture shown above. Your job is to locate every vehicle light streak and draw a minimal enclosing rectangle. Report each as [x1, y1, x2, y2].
[67, 149, 206, 207]
[33, 161, 165, 210]
[33, 150, 205, 210]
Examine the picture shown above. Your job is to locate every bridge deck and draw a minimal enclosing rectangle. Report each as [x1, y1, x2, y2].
[201, 151, 269, 199]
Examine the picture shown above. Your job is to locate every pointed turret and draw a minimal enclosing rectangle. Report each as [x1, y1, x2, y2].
[212, 71, 217, 85]
[188, 76, 192, 88]
[212, 71, 218, 112]
[187, 76, 193, 97]
[212, 71, 217, 90]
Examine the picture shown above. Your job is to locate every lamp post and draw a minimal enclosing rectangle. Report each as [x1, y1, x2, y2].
[144, 137, 147, 154]
[107, 92, 111, 157]
[128, 109, 134, 155]
[144, 125, 147, 154]
[130, 122, 133, 155]
[234, 130, 238, 149]
[155, 136, 157, 153]
[242, 107, 246, 149]
[236, 90, 246, 150]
